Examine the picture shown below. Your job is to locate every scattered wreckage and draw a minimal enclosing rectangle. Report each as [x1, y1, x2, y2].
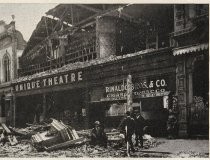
[0, 118, 123, 151]
[0, 119, 156, 153]
[0, 123, 18, 146]
[31, 118, 85, 151]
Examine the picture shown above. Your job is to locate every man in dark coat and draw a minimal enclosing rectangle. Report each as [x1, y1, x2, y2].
[134, 112, 145, 148]
[119, 111, 135, 153]
[167, 113, 178, 139]
[90, 121, 107, 147]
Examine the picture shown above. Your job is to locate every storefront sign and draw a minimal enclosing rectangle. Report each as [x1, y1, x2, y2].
[14, 71, 83, 92]
[102, 75, 172, 101]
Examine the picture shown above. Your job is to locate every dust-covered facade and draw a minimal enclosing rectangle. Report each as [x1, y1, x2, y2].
[0, 20, 26, 124]
[3, 4, 208, 137]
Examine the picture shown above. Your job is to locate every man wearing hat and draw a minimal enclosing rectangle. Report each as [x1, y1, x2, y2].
[119, 111, 135, 153]
[90, 121, 107, 147]
[134, 112, 145, 148]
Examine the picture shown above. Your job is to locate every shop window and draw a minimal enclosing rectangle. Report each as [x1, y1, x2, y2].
[3, 54, 11, 82]
[141, 97, 163, 111]
[106, 103, 126, 116]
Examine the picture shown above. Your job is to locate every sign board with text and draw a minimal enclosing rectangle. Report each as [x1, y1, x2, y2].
[102, 75, 175, 101]
[14, 71, 83, 92]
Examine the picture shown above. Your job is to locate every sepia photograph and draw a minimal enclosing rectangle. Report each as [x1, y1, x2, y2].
[0, 2, 209, 158]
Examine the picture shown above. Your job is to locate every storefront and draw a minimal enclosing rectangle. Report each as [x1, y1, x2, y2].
[86, 48, 177, 136]
[12, 48, 176, 134]
[90, 73, 176, 136]
[13, 46, 209, 137]
[12, 69, 89, 129]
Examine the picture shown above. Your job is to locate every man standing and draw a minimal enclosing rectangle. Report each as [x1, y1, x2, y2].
[167, 110, 178, 139]
[135, 112, 145, 148]
[90, 121, 107, 148]
[34, 104, 43, 124]
[119, 111, 135, 154]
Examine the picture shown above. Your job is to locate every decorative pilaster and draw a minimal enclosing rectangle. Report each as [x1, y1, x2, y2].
[176, 58, 188, 137]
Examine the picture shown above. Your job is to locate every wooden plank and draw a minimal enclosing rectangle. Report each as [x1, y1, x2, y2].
[1, 123, 11, 134]
[8, 135, 18, 146]
[44, 137, 85, 151]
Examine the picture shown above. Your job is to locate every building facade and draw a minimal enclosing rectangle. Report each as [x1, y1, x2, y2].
[0, 20, 26, 124]
[11, 4, 208, 137]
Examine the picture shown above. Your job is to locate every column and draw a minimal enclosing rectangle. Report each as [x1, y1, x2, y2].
[96, 16, 116, 58]
[176, 58, 188, 137]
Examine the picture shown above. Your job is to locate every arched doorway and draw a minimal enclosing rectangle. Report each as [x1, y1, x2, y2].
[189, 54, 209, 136]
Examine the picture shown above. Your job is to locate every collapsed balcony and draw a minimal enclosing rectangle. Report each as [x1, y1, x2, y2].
[18, 4, 174, 77]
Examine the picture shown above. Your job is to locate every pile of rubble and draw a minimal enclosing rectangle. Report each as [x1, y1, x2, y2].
[143, 134, 159, 149]
[0, 119, 161, 157]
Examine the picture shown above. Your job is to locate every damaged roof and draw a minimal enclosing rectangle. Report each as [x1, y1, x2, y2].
[13, 47, 172, 83]
[21, 4, 123, 58]
[22, 16, 69, 57]
[45, 4, 123, 25]
[21, 4, 173, 59]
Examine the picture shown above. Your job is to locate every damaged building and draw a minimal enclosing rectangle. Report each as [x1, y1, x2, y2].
[1, 4, 208, 138]
[0, 19, 26, 125]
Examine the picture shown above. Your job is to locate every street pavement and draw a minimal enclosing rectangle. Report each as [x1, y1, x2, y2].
[0, 137, 209, 158]
[137, 138, 209, 158]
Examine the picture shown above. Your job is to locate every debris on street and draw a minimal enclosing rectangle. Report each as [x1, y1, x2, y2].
[0, 123, 18, 146]
[10, 123, 49, 139]
[31, 118, 85, 151]
[143, 134, 160, 149]
[0, 120, 207, 158]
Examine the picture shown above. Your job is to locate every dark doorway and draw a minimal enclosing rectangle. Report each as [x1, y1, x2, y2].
[190, 54, 209, 136]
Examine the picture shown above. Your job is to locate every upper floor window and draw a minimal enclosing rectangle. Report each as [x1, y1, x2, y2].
[3, 54, 11, 82]
[196, 4, 209, 16]
[51, 39, 60, 59]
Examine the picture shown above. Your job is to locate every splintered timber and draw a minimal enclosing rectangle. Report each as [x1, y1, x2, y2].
[14, 71, 83, 91]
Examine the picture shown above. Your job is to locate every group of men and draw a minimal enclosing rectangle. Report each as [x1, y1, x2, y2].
[90, 110, 145, 153]
[119, 111, 145, 152]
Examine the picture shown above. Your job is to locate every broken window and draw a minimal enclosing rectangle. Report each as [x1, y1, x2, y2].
[3, 54, 11, 82]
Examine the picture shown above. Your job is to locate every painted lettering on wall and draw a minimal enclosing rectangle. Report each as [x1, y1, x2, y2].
[103, 76, 171, 101]
[14, 71, 83, 92]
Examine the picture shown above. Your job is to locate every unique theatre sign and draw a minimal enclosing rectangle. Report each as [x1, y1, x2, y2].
[102, 75, 174, 101]
[14, 71, 83, 92]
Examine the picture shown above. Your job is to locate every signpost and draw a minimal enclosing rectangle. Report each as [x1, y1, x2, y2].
[126, 74, 133, 112]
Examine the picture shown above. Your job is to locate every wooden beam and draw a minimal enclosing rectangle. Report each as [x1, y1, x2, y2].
[76, 4, 103, 13]
[81, 21, 96, 29]
[74, 13, 98, 27]
[53, 6, 69, 32]
[71, 4, 74, 25]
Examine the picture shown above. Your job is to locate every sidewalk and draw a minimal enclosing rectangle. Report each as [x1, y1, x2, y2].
[140, 138, 209, 158]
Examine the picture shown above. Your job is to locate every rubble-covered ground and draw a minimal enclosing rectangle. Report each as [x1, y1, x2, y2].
[0, 137, 208, 158]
